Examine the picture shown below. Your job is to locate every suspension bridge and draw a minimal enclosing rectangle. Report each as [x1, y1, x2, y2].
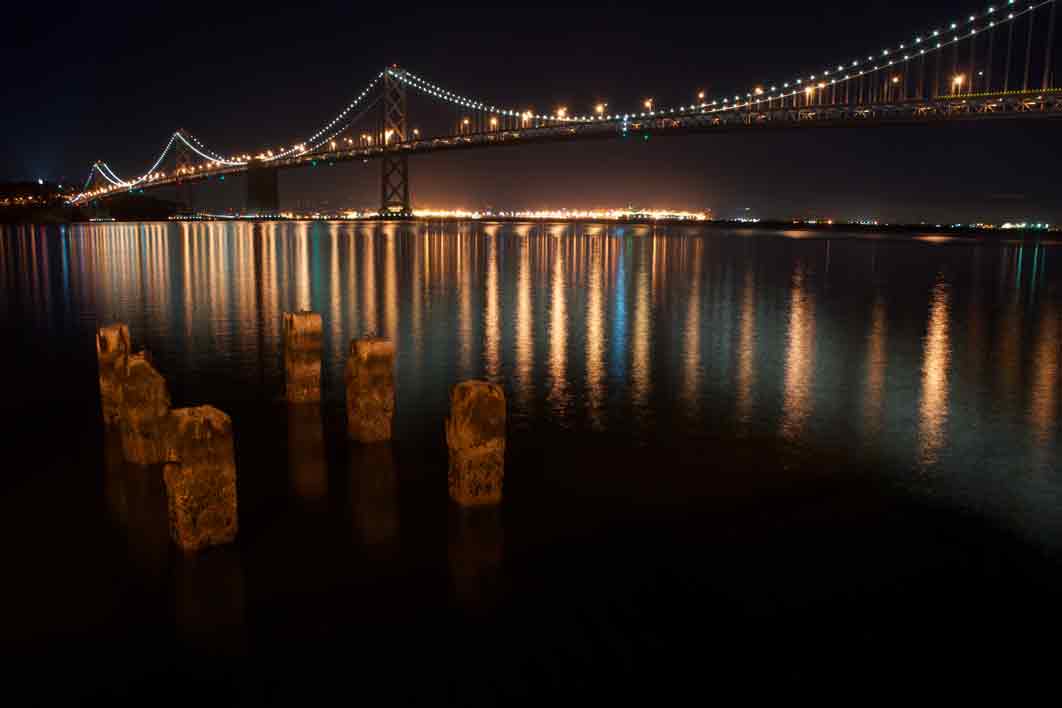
[72, 0, 1061, 216]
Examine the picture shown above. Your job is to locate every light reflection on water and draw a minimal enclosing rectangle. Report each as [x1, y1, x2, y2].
[863, 296, 887, 438]
[781, 265, 815, 442]
[919, 279, 951, 467]
[2, 221, 1062, 542]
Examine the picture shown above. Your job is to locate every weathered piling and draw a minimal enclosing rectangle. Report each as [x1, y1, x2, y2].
[345, 338, 396, 443]
[445, 381, 506, 506]
[118, 352, 172, 465]
[161, 405, 239, 552]
[282, 311, 323, 404]
[96, 323, 131, 425]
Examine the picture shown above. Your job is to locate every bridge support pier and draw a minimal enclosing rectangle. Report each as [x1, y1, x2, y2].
[380, 67, 411, 217]
[174, 133, 196, 215]
[246, 164, 279, 216]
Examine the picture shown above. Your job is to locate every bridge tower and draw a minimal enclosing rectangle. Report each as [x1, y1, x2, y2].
[174, 130, 195, 215]
[380, 66, 411, 217]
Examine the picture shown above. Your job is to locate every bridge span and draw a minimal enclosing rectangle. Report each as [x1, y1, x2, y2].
[72, 0, 1060, 215]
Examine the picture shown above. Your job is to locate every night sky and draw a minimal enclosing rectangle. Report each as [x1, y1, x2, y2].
[4, 1, 1060, 222]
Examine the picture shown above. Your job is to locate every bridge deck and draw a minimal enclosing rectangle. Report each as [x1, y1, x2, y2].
[79, 90, 1062, 201]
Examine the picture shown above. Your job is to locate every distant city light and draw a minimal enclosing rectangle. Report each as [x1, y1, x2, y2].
[408, 207, 711, 222]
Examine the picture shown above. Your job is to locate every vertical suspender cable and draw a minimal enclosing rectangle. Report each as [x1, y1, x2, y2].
[1006, 17, 1015, 91]
[1044, 0, 1057, 90]
[1024, 7, 1036, 90]
[918, 54, 925, 99]
[952, 35, 960, 89]
[987, 23, 995, 91]
[934, 50, 941, 97]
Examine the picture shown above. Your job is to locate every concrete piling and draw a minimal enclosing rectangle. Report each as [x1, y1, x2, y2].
[118, 352, 172, 465]
[282, 311, 323, 403]
[96, 323, 131, 425]
[445, 380, 506, 506]
[345, 338, 396, 443]
[95, 324, 173, 464]
[161, 405, 239, 552]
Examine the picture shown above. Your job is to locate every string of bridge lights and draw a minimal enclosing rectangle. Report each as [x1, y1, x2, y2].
[74, 75, 384, 200]
[180, 129, 242, 166]
[266, 73, 383, 160]
[395, 69, 592, 123]
[96, 162, 130, 186]
[90, 132, 181, 190]
[732, 0, 1054, 113]
[398, 0, 1051, 122]
[303, 99, 383, 154]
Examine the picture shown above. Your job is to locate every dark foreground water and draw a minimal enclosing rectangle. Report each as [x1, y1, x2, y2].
[2, 221, 1061, 700]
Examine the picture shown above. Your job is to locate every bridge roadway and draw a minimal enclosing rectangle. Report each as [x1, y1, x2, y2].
[94, 89, 1062, 200]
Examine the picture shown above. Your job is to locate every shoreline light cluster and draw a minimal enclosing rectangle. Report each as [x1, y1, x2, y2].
[405, 208, 711, 221]
[160, 211, 1056, 231]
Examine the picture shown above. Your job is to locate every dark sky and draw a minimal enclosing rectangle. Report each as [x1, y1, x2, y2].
[4, 1, 1060, 222]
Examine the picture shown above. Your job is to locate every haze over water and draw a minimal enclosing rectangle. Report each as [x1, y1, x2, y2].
[3, 220, 1060, 547]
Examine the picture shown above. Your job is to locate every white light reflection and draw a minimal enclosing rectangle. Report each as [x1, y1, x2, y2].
[918, 279, 951, 466]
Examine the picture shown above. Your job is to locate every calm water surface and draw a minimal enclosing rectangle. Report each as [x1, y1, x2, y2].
[2, 220, 1061, 697]
[4, 222, 1059, 531]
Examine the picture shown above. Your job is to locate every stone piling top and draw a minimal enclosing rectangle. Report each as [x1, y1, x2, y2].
[350, 337, 395, 363]
[96, 322, 131, 363]
[163, 405, 234, 465]
[122, 353, 171, 412]
[446, 380, 506, 452]
[283, 311, 323, 349]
